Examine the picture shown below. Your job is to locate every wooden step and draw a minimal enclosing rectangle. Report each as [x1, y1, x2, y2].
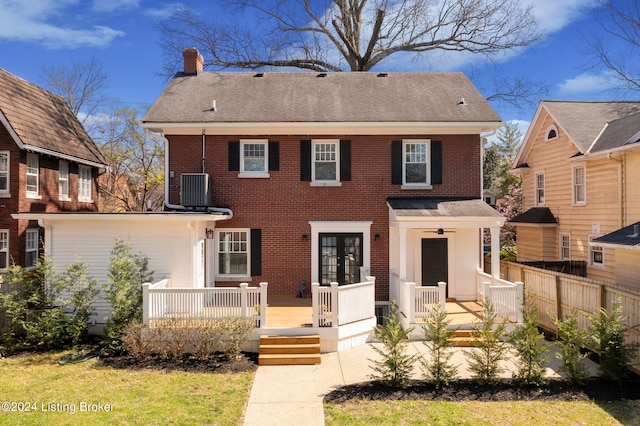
[258, 335, 321, 365]
[448, 329, 476, 347]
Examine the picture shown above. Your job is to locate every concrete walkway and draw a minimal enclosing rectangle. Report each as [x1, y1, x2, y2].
[242, 341, 599, 426]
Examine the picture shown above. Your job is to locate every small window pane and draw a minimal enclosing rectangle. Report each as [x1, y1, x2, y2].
[243, 143, 266, 172]
[313, 142, 338, 181]
[218, 231, 249, 275]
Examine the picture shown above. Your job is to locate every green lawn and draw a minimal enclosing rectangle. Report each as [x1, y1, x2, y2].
[0, 351, 254, 425]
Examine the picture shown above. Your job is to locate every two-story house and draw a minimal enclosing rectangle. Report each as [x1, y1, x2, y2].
[510, 100, 640, 285]
[0, 69, 108, 270]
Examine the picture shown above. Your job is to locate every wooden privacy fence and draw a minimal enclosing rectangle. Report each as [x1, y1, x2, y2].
[500, 260, 640, 374]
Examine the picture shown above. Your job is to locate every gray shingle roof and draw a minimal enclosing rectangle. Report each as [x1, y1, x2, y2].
[387, 198, 503, 218]
[0, 69, 107, 166]
[593, 221, 640, 249]
[509, 207, 558, 225]
[542, 101, 640, 153]
[143, 72, 501, 125]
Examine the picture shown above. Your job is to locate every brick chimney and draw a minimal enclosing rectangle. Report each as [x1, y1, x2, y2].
[182, 47, 204, 75]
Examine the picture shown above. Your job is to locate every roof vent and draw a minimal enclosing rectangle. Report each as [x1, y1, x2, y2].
[254, 73, 264, 78]
[317, 73, 327, 77]
[627, 224, 640, 238]
[211, 100, 217, 111]
[377, 73, 388, 77]
[458, 98, 466, 105]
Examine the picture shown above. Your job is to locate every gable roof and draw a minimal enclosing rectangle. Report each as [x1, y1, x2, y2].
[142, 72, 501, 135]
[0, 68, 107, 168]
[592, 221, 640, 250]
[514, 101, 640, 167]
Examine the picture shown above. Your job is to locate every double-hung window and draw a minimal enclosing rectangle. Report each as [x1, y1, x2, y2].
[0, 230, 8, 270]
[26, 153, 39, 198]
[240, 140, 269, 177]
[560, 232, 571, 260]
[589, 234, 604, 267]
[59, 160, 70, 200]
[534, 171, 545, 206]
[403, 140, 430, 186]
[0, 151, 9, 196]
[217, 230, 249, 276]
[313, 140, 339, 183]
[572, 164, 586, 205]
[25, 229, 38, 268]
[78, 165, 92, 202]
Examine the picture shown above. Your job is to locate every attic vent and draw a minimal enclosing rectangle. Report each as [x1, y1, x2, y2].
[317, 73, 327, 77]
[181, 173, 212, 208]
[254, 73, 264, 78]
[377, 73, 388, 77]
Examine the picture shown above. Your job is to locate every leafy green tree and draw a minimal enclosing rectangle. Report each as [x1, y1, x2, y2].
[466, 298, 508, 385]
[103, 237, 153, 354]
[370, 301, 416, 388]
[421, 305, 459, 388]
[553, 309, 591, 385]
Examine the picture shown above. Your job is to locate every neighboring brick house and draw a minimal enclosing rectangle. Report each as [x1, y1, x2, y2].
[0, 68, 108, 269]
[138, 48, 505, 308]
[511, 100, 640, 285]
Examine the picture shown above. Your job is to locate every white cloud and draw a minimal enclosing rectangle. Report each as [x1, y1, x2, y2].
[557, 72, 616, 95]
[0, 0, 124, 48]
[92, 0, 139, 13]
[144, 3, 181, 19]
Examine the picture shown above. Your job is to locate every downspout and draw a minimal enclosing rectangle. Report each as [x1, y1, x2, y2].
[608, 153, 624, 228]
[145, 129, 233, 218]
[201, 129, 206, 174]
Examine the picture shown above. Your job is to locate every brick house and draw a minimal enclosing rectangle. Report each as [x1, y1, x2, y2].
[0, 68, 108, 269]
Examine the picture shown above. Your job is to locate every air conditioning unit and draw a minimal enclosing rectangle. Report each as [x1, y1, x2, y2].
[181, 173, 212, 207]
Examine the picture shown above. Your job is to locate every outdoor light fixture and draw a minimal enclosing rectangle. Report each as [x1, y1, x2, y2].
[437, 228, 444, 235]
[205, 228, 214, 239]
[302, 234, 309, 242]
[375, 234, 381, 242]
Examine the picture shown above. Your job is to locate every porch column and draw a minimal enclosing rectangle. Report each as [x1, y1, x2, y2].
[259, 282, 268, 328]
[398, 227, 408, 280]
[142, 282, 150, 323]
[490, 226, 500, 283]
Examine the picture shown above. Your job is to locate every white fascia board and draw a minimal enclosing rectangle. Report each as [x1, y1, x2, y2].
[509, 222, 558, 228]
[569, 141, 640, 162]
[594, 242, 640, 251]
[390, 216, 506, 229]
[13, 212, 229, 223]
[141, 121, 502, 136]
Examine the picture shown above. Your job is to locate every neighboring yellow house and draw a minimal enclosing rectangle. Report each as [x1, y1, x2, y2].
[511, 101, 640, 286]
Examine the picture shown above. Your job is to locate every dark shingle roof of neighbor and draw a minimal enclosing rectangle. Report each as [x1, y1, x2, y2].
[509, 207, 558, 225]
[143, 72, 501, 124]
[387, 198, 503, 218]
[541, 100, 640, 153]
[0, 68, 107, 166]
[593, 222, 640, 248]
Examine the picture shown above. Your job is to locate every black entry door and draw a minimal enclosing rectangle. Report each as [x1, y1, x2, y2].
[421, 238, 448, 293]
[320, 233, 363, 285]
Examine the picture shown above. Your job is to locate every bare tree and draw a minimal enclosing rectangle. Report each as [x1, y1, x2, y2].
[588, 0, 640, 93]
[40, 57, 109, 124]
[158, 0, 541, 74]
[95, 107, 165, 212]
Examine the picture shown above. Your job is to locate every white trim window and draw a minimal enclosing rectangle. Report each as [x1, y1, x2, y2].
[534, 171, 545, 206]
[545, 124, 559, 141]
[312, 140, 339, 183]
[572, 164, 586, 205]
[25, 228, 38, 268]
[240, 139, 269, 177]
[78, 165, 92, 202]
[0, 151, 9, 196]
[403, 140, 430, 186]
[216, 230, 249, 277]
[26, 153, 40, 198]
[588, 234, 604, 268]
[560, 232, 571, 261]
[59, 160, 70, 201]
[0, 230, 8, 270]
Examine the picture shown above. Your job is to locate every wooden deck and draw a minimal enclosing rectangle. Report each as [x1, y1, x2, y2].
[264, 295, 484, 328]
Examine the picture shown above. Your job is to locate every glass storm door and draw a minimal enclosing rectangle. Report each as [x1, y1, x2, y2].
[319, 233, 363, 285]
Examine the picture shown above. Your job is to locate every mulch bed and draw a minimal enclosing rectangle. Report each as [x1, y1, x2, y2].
[98, 352, 259, 374]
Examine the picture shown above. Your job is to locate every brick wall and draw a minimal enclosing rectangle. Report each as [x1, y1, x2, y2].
[168, 134, 481, 299]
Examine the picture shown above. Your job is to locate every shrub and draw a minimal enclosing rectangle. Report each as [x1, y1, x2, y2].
[589, 297, 639, 383]
[103, 237, 153, 354]
[121, 319, 151, 359]
[466, 298, 508, 385]
[552, 308, 590, 385]
[370, 301, 416, 388]
[509, 289, 549, 385]
[421, 305, 459, 388]
[218, 317, 254, 360]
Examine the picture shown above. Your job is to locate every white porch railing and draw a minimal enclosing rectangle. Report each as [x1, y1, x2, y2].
[311, 274, 376, 327]
[142, 281, 268, 327]
[395, 274, 447, 325]
[477, 269, 523, 323]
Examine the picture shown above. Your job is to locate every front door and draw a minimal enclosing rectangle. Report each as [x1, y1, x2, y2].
[319, 233, 363, 285]
[422, 238, 448, 294]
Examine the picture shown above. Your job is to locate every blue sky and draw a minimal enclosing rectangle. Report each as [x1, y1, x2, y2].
[0, 0, 636, 137]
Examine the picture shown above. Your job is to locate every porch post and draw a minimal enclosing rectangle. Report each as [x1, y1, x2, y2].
[408, 281, 416, 324]
[490, 226, 500, 283]
[312, 282, 319, 328]
[515, 281, 524, 323]
[259, 282, 268, 328]
[398, 227, 408, 280]
[240, 283, 248, 318]
[438, 281, 447, 313]
[142, 282, 150, 324]
[331, 282, 339, 328]
[483, 281, 491, 304]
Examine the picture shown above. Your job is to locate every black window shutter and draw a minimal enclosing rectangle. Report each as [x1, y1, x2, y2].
[391, 141, 403, 185]
[268, 141, 279, 171]
[251, 229, 262, 276]
[340, 139, 351, 181]
[228, 141, 240, 171]
[300, 140, 311, 181]
[431, 141, 442, 185]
